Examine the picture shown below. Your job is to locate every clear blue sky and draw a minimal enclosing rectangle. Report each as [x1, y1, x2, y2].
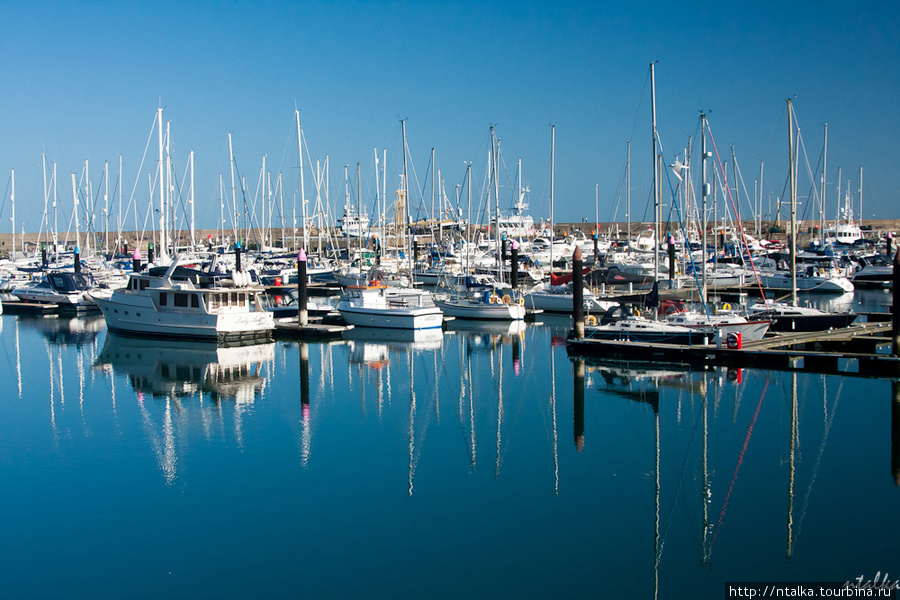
[1, 1, 898, 236]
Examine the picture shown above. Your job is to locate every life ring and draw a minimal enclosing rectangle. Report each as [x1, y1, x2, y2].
[517, 297, 525, 306]
[585, 315, 598, 326]
[722, 302, 732, 311]
[502, 295, 512, 304]
[633, 308, 641, 318]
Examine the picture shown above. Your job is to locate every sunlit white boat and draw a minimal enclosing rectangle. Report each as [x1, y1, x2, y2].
[92, 255, 275, 342]
[337, 284, 444, 330]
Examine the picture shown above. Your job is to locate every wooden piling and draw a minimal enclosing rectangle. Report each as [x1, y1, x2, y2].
[893, 250, 899, 357]
[298, 248, 309, 327]
[511, 240, 519, 290]
[573, 247, 584, 339]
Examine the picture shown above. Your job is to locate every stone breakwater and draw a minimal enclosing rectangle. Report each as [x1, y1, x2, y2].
[1, 220, 898, 258]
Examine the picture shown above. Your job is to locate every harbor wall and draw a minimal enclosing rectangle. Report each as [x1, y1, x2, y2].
[1, 220, 898, 259]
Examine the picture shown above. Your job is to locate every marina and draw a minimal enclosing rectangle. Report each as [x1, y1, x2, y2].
[0, 289, 897, 598]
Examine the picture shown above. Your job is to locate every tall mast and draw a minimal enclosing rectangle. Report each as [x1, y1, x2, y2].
[820, 124, 827, 244]
[357, 161, 362, 254]
[550, 125, 555, 246]
[165, 120, 172, 257]
[118, 154, 123, 253]
[9, 168, 14, 261]
[650, 62, 660, 282]
[430, 147, 436, 247]
[189, 150, 196, 248]
[401, 119, 409, 253]
[700, 112, 709, 305]
[858, 166, 863, 229]
[295, 110, 307, 252]
[104, 160, 109, 254]
[71, 172, 80, 253]
[228, 132, 238, 246]
[626, 141, 631, 239]
[787, 98, 798, 307]
[492, 126, 501, 278]
[157, 107, 167, 261]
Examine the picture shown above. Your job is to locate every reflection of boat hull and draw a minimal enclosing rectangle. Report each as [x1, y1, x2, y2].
[758, 271, 854, 293]
[96, 333, 274, 400]
[342, 326, 444, 348]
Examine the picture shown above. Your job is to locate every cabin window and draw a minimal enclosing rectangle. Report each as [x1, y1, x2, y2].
[174, 293, 188, 308]
[159, 292, 167, 306]
[231, 292, 239, 305]
[192, 295, 200, 308]
[140, 280, 149, 290]
[209, 294, 219, 310]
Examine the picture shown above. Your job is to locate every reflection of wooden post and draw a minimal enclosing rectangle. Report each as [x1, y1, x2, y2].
[300, 342, 310, 421]
[298, 249, 308, 327]
[891, 381, 900, 487]
[573, 247, 584, 339]
[574, 358, 585, 452]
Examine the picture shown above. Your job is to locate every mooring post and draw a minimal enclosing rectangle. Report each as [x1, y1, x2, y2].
[298, 248, 308, 327]
[667, 234, 676, 288]
[510, 240, 519, 290]
[887, 231, 893, 258]
[893, 249, 900, 357]
[574, 357, 585, 452]
[573, 247, 585, 339]
[235, 240, 242, 272]
[73, 246, 81, 273]
[593, 230, 599, 263]
[501, 234, 507, 263]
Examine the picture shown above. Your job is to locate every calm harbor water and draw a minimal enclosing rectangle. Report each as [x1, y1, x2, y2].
[1, 289, 897, 599]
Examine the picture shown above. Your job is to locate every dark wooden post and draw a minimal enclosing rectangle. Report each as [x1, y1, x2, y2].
[298, 248, 308, 327]
[667, 234, 676, 287]
[893, 250, 899, 357]
[511, 240, 519, 290]
[73, 246, 81, 273]
[573, 247, 584, 339]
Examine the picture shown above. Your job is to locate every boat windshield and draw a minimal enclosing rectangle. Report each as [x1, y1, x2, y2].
[49, 273, 92, 293]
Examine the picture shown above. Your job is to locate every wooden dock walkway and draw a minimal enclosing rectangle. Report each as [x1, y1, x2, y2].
[566, 321, 900, 380]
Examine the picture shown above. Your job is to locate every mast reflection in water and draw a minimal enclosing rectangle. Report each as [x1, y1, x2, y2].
[0, 311, 897, 599]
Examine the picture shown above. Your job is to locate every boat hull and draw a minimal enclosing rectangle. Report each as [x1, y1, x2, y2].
[337, 304, 444, 330]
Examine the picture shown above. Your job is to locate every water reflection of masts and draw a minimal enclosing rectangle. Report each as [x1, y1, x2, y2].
[408, 351, 417, 496]
[15, 317, 22, 398]
[654, 376, 660, 600]
[892, 381, 900, 486]
[550, 338, 559, 495]
[138, 395, 178, 485]
[787, 372, 798, 558]
[300, 342, 311, 468]
[701, 372, 710, 565]
[495, 338, 504, 478]
[795, 375, 841, 543]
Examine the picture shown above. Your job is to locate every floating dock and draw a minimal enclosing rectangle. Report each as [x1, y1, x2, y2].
[273, 317, 352, 340]
[567, 321, 900, 380]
